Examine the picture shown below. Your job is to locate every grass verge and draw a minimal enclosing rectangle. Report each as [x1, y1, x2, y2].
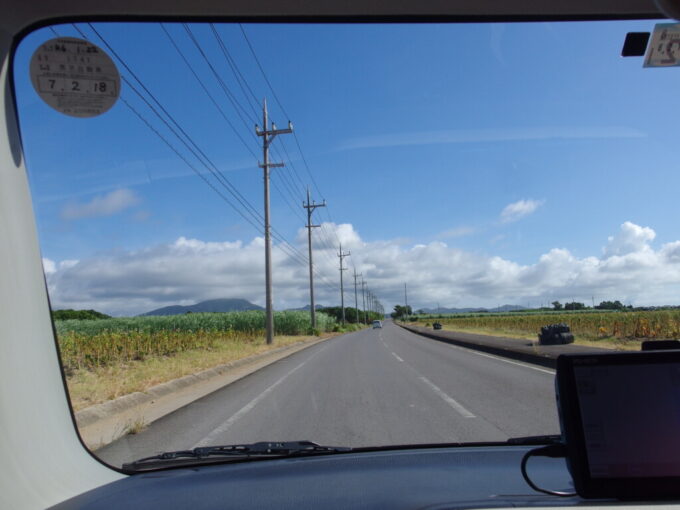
[67, 333, 328, 411]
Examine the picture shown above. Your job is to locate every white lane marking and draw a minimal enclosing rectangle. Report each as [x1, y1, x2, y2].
[418, 376, 476, 418]
[391, 352, 404, 363]
[192, 349, 324, 447]
[447, 344, 555, 375]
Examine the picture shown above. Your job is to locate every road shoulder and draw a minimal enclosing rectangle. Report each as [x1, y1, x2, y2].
[76, 335, 335, 450]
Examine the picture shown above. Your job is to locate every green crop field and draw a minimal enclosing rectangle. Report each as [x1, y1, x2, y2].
[56, 310, 336, 371]
[411, 310, 680, 342]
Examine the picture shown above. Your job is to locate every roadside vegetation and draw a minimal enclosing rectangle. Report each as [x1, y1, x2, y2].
[55, 310, 339, 410]
[405, 309, 680, 349]
[52, 308, 111, 321]
[57, 310, 336, 371]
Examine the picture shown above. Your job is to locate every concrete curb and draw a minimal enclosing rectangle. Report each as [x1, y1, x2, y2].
[75, 335, 334, 449]
[397, 323, 608, 369]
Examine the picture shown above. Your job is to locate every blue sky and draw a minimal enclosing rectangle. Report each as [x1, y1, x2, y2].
[13, 20, 680, 315]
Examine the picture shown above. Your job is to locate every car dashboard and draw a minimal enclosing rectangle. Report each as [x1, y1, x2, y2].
[51, 446, 580, 509]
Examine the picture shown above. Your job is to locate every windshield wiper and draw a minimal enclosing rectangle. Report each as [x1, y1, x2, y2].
[506, 434, 562, 445]
[122, 440, 352, 471]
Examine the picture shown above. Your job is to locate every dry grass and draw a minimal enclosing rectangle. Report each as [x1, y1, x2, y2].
[123, 417, 147, 435]
[67, 334, 325, 411]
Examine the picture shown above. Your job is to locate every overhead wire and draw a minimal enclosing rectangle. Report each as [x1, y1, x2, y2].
[69, 23, 342, 294]
[159, 23, 319, 268]
[182, 22, 309, 236]
[80, 23, 270, 231]
[236, 23, 346, 281]
[75, 23, 315, 273]
[209, 23, 261, 120]
[183, 23, 258, 129]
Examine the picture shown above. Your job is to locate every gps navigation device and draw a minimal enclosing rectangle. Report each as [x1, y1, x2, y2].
[556, 350, 680, 499]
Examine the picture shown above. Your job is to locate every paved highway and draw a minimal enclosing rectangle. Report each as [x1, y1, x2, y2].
[98, 320, 560, 467]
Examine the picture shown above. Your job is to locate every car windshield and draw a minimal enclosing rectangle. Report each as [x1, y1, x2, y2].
[13, 19, 680, 469]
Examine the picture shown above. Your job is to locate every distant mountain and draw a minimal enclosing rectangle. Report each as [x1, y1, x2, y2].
[419, 304, 524, 314]
[141, 298, 263, 316]
[288, 304, 326, 311]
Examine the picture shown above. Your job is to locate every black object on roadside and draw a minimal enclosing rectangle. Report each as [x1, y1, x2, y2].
[539, 323, 574, 345]
[433, 322, 442, 330]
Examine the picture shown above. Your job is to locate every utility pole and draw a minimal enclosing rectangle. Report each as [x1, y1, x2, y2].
[303, 188, 325, 328]
[338, 243, 351, 325]
[256, 98, 292, 345]
[353, 268, 362, 325]
[361, 278, 367, 324]
[404, 283, 408, 316]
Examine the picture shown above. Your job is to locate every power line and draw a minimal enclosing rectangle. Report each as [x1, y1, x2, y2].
[67, 24, 339, 300]
[237, 23, 344, 253]
[76, 23, 312, 272]
[183, 24, 259, 129]
[159, 23, 259, 160]
[209, 23, 261, 120]
[238, 24, 291, 121]
[156, 23, 311, 264]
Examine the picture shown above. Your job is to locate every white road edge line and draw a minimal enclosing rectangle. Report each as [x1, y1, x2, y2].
[447, 344, 555, 375]
[192, 348, 324, 447]
[418, 376, 476, 418]
[391, 352, 404, 363]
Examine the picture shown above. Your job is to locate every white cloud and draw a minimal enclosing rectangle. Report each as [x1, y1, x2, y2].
[43, 221, 680, 316]
[60, 188, 140, 220]
[338, 126, 646, 152]
[604, 221, 656, 258]
[437, 226, 475, 239]
[500, 199, 544, 223]
[42, 258, 56, 274]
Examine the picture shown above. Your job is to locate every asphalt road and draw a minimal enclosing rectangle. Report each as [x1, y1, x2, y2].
[98, 320, 560, 467]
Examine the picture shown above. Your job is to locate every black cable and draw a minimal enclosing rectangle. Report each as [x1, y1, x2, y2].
[159, 23, 259, 160]
[210, 23, 261, 121]
[520, 444, 577, 497]
[72, 24, 314, 272]
[72, 24, 343, 287]
[237, 23, 346, 258]
[183, 23, 259, 130]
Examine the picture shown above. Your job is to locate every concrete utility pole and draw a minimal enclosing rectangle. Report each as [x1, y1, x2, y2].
[404, 283, 408, 315]
[303, 188, 325, 328]
[353, 268, 362, 324]
[338, 243, 351, 325]
[256, 98, 292, 345]
[361, 278, 367, 324]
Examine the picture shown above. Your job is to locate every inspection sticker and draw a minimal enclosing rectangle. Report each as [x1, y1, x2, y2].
[29, 37, 120, 118]
[644, 23, 680, 67]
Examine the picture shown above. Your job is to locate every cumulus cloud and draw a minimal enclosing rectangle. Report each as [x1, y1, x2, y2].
[43, 221, 680, 316]
[500, 199, 544, 223]
[60, 188, 140, 220]
[604, 221, 656, 258]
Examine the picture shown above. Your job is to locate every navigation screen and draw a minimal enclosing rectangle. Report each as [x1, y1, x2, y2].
[574, 363, 680, 478]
